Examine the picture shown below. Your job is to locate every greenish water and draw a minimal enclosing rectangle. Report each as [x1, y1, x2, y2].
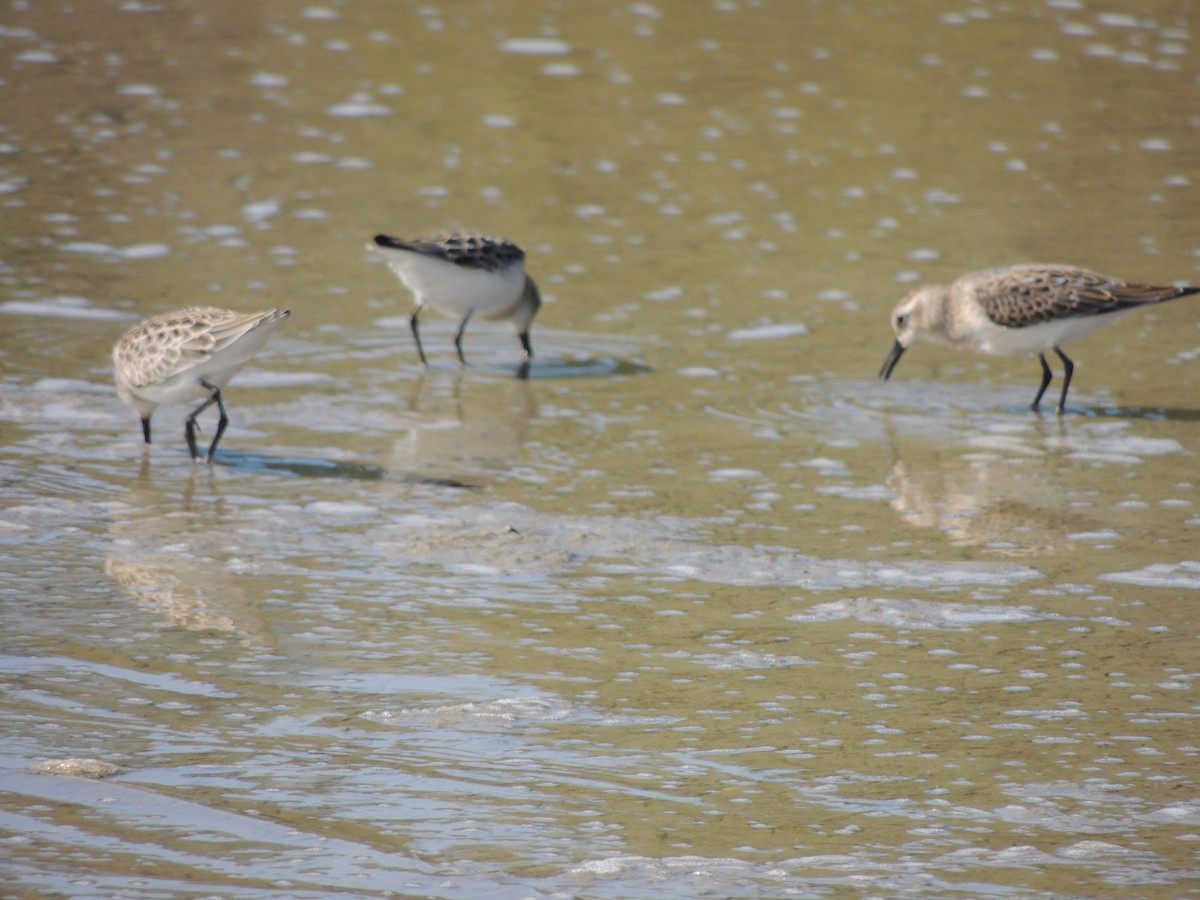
[1, 2, 1198, 896]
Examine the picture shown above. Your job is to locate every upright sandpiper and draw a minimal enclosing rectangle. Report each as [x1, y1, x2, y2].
[113, 306, 290, 462]
[879, 264, 1200, 414]
[368, 231, 542, 375]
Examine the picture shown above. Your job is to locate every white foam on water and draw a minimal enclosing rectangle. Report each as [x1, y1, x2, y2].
[500, 38, 570, 55]
[727, 322, 808, 341]
[1100, 561, 1200, 589]
[0, 297, 133, 321]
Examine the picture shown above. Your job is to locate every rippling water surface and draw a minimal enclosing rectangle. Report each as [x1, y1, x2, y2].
[2, 2, 1199, 896]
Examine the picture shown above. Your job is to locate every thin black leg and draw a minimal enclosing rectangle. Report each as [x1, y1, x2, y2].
[516, 330, 534, 379]
[185, 380, 221, 462]
[184, 414, 202, 460]
[207, 396, 229, 462]
[409, 307, 428, 367]
[140, 417, 152, 445]
[1053, 346, 1074, 416]
[453, 309, 475, 366]
[1031, 353, 1053, 411]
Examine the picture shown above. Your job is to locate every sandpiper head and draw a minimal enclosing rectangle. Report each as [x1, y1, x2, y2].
[879, 285, 944, 380]
[511, 275, 542, 335]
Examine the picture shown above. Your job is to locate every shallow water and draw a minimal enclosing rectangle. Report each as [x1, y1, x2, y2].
[2, 1, 1199, 897]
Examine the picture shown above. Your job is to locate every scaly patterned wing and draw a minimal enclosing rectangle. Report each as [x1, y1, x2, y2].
[118, 307, 283, 387]
[116, 306, 225, 387]
[377, 231, 525, 273]
[201, 308, 286, 354]
[975, 266, 1198, 329]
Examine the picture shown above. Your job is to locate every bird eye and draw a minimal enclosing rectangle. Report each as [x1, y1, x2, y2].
[895, 313, 908, 328]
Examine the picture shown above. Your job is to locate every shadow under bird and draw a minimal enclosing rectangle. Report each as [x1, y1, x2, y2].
[368, 231, 542, 375]
[879, 264, 1200, 414]
[113, 306, 290, 462]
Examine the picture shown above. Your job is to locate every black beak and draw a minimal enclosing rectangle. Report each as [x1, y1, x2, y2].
[879, 339, 905, 380]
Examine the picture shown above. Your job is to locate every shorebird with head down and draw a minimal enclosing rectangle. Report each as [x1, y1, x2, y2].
[368, 230, 542, 377]
[879, 264, 1200, 414]
[113, 306, 290, 462]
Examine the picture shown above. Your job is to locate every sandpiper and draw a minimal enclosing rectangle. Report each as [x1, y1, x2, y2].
[368, 231, 542, 374]
[113, 306, 290, 462]
[879, 264, 1200, 414]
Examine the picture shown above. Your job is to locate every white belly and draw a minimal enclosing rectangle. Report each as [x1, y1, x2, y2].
[385, 256, 526, 320]
[973, 310, 1133, 357]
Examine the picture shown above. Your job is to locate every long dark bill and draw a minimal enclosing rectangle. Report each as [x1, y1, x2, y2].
[879, 339, 906, 380]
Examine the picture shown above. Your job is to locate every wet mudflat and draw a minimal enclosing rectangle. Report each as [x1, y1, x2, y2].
[1, 2, 1199, 897]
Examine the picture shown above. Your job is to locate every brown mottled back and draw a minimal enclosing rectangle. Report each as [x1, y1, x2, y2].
[115, 306, 230, 387]
[973, 265, 1199, 329]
